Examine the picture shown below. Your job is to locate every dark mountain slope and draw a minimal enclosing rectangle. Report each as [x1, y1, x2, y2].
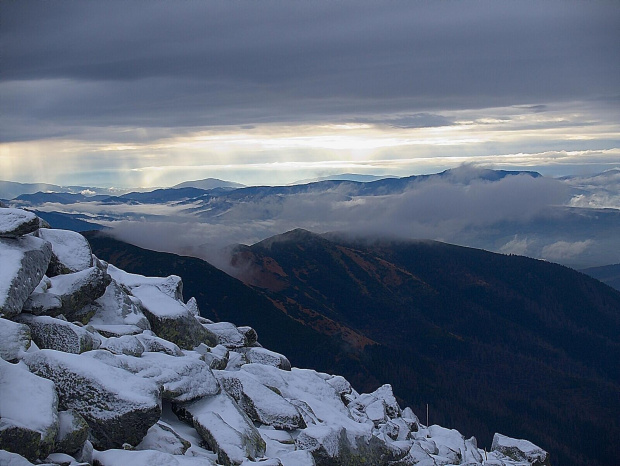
[227, 229, 620, 466]
[35, 211, 107, 232]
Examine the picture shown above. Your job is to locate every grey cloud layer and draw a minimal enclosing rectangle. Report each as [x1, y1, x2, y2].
[101, 174, 616, 267]
[2, 1, 619, 140]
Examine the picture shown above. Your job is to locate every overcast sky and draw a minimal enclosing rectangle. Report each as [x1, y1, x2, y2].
[1, 0, 619, 187]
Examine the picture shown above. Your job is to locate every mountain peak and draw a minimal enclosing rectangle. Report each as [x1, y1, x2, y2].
[255, 228, 325, 248]
[172, 178, 244, 190]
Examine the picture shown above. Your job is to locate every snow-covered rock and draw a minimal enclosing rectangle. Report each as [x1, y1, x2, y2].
[491, 433, 550, 465]
[93, 448, 216, 466]
[22, 289, 63, 316]
[237, 326, 258, 346]
[0, 317, 31, 361]
[349, 383, 401, 427]
[136, 421, 191, 455]
[277, 450, 316, 466]
[24, 349, 161, 449]
[204, 321, 247, 348]
[46, 266, 111, 322]
[0, 208, 39, 238]
[107, 264, 184, 300]
[427, 425, 483, 464]
[130, 284, 216, 349]
[54, 409, 89, 456]
[241, 346, 291, 371]
[0, 449, 36, 466]
[216, 370, 306, 430]
[136, 331, 183, 356]
[100, 334, 146, 357]
[173, 392, 266, 466]
[0, 235, 52, 318]
[87, 349, 220, 403]
[197, 343, 230, 370]
[16, 314, 95, 354]
[0, 359, 58, 461]
[36, 228, 93, 276]
[85, 279, 150, 336]
[186, 296, 200, 317]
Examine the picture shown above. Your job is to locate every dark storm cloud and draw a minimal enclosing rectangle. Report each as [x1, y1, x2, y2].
[2, 0, 619, 139]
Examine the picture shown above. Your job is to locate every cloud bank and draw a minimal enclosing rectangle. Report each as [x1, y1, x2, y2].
[95, 173, 620, 269]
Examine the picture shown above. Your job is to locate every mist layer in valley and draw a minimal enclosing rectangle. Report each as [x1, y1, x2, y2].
[6, 166, 620, 270]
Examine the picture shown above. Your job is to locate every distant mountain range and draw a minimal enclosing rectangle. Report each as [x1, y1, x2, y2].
[581, 263, 620, 291]
[291, 173, 399, 184]
[0, 180, 145, 200]
[85, 229, 620, 466]
[6, 168, 540, 205]
[0, 177, 242, 201]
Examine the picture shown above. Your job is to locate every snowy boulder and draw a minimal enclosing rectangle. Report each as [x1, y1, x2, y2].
[36, 229, 93, 276]
[0, 359, 59, 461]
[0, 450, 36, 466]
[325, 375, 352, 398]
[100, 334, 146, 357]
[24, 349, 161, 449]
[173, 391, 266, 466]
[401, 407, 420, 433]
[237, 326, 258, 346]
[54, 409, 89, 456]
[186, 297, 200, 317]
[16, 314, 94, 354]
[22, 290, 63, 316]
[241, 347, 291, 371]
[203, 322, 246, 348]
[491, 433, 550, 465]
[427, 425, 483, 464]
[400, 443, 438, 466]
[130, 284, 216, 349]
[46, 266, 111, 322]
[349, 384, 401, 426]
[85, 279, 150, 337]
[136, 421, 191, 455]
[86, 350, 220, 403]
[136, 331, 183, 356]
[0, 208, 39, 238]
[277, 450, 316, 466]
[107, 264, 184, 300]
[0, 317, 31, 361]
[196, 343, 229, 370]
[295, 425, 348, 464]
[216, 370, 306, 430]
[93, 448, 216, 466]
[0, 235, 52, 318]
[296, 424, 394, 465]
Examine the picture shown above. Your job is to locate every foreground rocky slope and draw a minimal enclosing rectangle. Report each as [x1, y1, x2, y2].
[0, 208, 550, 465]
